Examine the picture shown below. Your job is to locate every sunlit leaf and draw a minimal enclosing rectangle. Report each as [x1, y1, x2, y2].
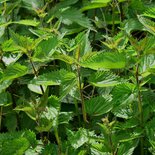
[1, 63, 28, 81]
[81, 52, 126, 70]
[85, 96, 112, 116]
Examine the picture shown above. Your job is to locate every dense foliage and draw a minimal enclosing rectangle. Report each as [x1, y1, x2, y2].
[0, 0, 155, 154]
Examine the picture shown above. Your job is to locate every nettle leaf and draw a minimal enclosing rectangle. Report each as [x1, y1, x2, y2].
[138, 36, 155, 55]
[0, 137, 30, 155]
[30, 69, 76, 86]
[62, 8, 92, 28]
[1, 63, 28, 81]
[0, 20, 39, 29]
[52, 53, 75, 64]
[81, 0, 112, 11]
[85, 96, 112, 116]
[33, 36, 58, 61]
[13, 20, 39, 26]
[138, 15, 155, 35]
[36, 107, 58, 132]
[117, 140, 138, 155]
[47, 0, 79, 22]
[28, 84, 46, 94]
[139, 54, 155, 77]
[10, 30, 34, 52]
[2, 39, 20, 52]
[81, 52, 126, 70]
[112, 83, 136, 118]
[0, 16, 6, 38]
[67, 128, 93, 149]
[21, 0, 44, 10]
[14, 106, 37, 120]
[0, 92, 12, 107]
[58, 112, 73, 124]
[143, 7, 155, 19]
[75, 30, 92, 58]
[0, 130, 36, 155]
[0, 80, 12, 93]
[59, 79, 77, 101]
[88, 71, 124, 87]
[124, 18, 144, 35]
[50, 7, 92, 28]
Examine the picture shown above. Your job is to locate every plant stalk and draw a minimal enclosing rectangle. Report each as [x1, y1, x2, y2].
[135, 63, 144, 155]
[77, 65, 87, 123]
[76, 46, 88, 123]
[0, 107, 3, 131]
[55, 129, 62, 155]
[112, 0, 115, 36]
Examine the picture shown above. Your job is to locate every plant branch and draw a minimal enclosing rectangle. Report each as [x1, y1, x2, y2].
[76, 46, 88, 123]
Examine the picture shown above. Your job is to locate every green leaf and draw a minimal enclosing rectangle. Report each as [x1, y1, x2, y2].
[9, 30, 34, 52]
[0, 20, 39, 28]
[124, 18, 144, 35]
[5, 113, 17, 132]
[36, 107, 58, 132]
[117, 141, 138, 155]
[14, 106, 37, 120]
[52, 53, 75, 64]
[49, 7, 92, 28]
[75, 30, 92, 58]
[58, 112, 73, 124]
[13, 20, 39, 26]
[21, 0, 44, 10]
[112, 83, 136, 118]
[138, 15, 155, 35]
[85, 96, 112, 116]
[81, 0, 112, 11]
[0, 92, 12, 107]
[67, 128, 92, 149]
[81, 52, 126, 70]
[0, 137, 30, 155]
[28, 84, 46, 94]
[0, 80, 12, 93]
[33, 36, 58, 61]
[143, 7, 155, 19]
[1, 63, 28, 81]
[30, 69, 76, 86]
[0, 17, 6, 38]
[47, 0, 79, 22]
[88, 71, 124, 87]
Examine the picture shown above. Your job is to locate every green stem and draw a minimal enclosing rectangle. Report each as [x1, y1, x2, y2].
[74, 98, 81, 125]
[0, 107, 3, 131]
[55, 129, 62, 155]
[108, 129, 115, 155]
[76, 46, 87, 123]
[135, 63, 144, 155]
[112, 0, 115, 36]
[77, 65, 87, 123]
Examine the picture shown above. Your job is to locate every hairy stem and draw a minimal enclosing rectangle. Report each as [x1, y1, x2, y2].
[76, 46, 87, 123]
[55, 129, 62, 155]
[0, 107, 3, 131]
[77, 65, 87, 123]
[112, 0, 115, 36]
[135, 63, 144, 155]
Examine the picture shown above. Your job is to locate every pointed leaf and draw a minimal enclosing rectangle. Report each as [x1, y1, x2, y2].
[85, 96, 112, 116]
[33, 36, 58, 61]
[81, 52, 126, 70]
[1, 63, 28, 81]
[30, 69, 76, 86]
[89, 71, 124, 87]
